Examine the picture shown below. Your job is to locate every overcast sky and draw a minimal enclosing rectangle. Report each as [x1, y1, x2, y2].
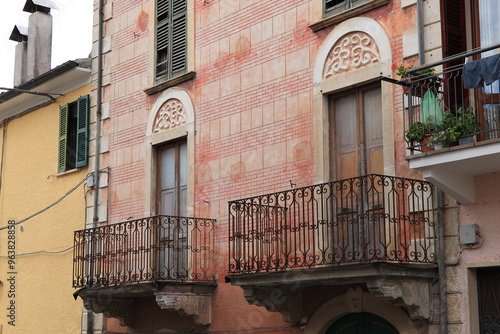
[0, 0, 93, 89]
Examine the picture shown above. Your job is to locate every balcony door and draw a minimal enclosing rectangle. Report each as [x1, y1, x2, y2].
[473, 0, 500, 138]
[442, 0, 500, 138]
[329, 85, 385, 262]
[157, 140, 188, 279]
[329, 84, 383, 180]
[158, 141, 187, 216]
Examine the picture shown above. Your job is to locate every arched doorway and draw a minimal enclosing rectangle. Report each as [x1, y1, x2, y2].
[326, 313, 399, 334]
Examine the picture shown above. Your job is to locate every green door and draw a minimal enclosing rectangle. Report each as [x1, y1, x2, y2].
[326, 313, 399, 334]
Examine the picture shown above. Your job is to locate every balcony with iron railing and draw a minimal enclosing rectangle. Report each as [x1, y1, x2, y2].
[228, 174, 436, 274]
[402, 44, 500, 204]
[226, 174, 438, 323]
[73, 215, 216, 288]
[73, 215, 216, 327]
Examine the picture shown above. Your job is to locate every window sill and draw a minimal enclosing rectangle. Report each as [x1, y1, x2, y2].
[309, 0, 390, 32]
[144, 71, 196, 96]
[55, 168, 83, 177]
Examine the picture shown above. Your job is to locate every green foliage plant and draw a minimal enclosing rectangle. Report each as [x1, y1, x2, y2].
[392, 62, 435, 79]
[405, 119, 438, 144]
[432, 111, 459, 146]
[456, 107, 481, 137]
[432, 107, 481, 147]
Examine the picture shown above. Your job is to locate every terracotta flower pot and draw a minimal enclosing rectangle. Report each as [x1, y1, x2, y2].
[420, 134, 434, 152]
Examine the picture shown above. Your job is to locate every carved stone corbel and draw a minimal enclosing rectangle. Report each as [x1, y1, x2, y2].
[155, 292, 212, 326]
[367, 278, 432, 320]
[83, 297, 134, 327]
[241, 286, 304, 324]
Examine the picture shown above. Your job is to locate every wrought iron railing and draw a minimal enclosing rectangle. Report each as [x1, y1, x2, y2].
[73, 215, 216, 288]
[405, 46, 500, 153]
[228, 174, 436, 275]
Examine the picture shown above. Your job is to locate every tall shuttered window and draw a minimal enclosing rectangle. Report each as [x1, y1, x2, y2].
[157, 141, 187, 217]
[156, 0, 187, 81]
[58, 95, 89, 173]
[329, 84, 383, 180]
[323, 0, 370, 17]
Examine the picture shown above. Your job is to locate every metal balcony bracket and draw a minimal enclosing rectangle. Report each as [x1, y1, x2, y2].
[155, 292, 212, 326]
[366, 278, 432, 320]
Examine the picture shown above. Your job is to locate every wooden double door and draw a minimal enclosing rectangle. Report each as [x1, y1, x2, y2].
[157, 140, 188, 278]
[330, 84, 383, 180]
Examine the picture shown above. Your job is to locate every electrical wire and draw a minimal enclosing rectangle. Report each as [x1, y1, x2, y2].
[0, 99, 53, 104]
[0, 172, 94, 231]
[456, 232, 484, 259]
[0, 244, 77, 257]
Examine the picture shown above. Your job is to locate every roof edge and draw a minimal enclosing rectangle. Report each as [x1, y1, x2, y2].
[0, 59, 89, 102]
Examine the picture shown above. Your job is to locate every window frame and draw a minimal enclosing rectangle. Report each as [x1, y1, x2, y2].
[329, 83, 383, 180]
[323, 0, 370, 18]
[57, 95, 89, 173]
[311, 17, 393, 183]
[156, 140, 187, 217]
[155, 0, 188, 82]
[310, 0, 389, 32]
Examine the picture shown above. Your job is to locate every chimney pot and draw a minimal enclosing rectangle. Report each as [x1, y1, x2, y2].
[23, 0, 59, 14]
[10, 25, 29, 86]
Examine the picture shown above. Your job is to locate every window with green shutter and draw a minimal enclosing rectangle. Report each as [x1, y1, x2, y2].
[58, 95, 89, 173]
[156, 0, 187, 81]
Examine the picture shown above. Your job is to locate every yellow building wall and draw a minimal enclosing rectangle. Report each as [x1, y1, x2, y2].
[0, 84, 90, 333]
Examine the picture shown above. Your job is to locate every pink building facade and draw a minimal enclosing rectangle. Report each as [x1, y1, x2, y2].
[72, 0, 500, 333]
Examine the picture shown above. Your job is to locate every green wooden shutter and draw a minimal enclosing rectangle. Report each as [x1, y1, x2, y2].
[171, 0, 187, 77]
[75, 95, 89, 168]
[58, 104, 69, 173]
[324, 0, 346, 17]
[156, 0, 170, 78]
[156, 0, 186, 79]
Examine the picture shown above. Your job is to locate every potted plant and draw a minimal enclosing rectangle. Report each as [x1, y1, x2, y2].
[431, 111, 460, 149]
[405, 119, 438, 152]
[431, 107, 482, 148]
[456, 107, 481, 145]
[392, 62, 437, 97]
[391, 62, 435, 79]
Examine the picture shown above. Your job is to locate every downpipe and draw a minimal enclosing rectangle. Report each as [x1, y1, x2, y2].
[87, 0, 104, 333]
[417, 0, 425, 64]
[436, 189, 448, 334]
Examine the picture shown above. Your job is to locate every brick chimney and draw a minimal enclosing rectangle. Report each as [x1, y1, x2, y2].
[12, 0, 60, 84]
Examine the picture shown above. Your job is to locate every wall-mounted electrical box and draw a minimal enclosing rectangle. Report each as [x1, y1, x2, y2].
[86, 174, 95, 188]
[459, 224, 479, 244]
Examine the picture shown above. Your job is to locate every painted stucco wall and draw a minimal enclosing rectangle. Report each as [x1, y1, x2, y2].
[460, 173, 500, 264]
[0, 84, 90, 333]
[451, 172, 500, 333]
[85, 0, 448, 332]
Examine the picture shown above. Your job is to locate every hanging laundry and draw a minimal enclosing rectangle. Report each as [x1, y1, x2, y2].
[463, 53, 500, 89]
